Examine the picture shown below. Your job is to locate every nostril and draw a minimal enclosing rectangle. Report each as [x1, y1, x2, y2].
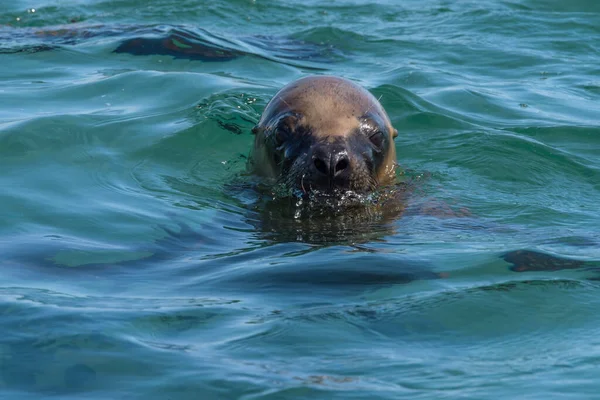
[314, 158, 328, 175]
[334, 157, 349, 175]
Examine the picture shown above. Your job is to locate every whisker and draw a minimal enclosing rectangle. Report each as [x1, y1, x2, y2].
[301, 173, 307, 194]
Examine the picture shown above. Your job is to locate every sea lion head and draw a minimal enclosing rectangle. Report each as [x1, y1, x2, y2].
[251, 76, 397, 196]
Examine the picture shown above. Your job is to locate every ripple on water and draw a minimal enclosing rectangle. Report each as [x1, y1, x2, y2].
[2, 0, 600, 398]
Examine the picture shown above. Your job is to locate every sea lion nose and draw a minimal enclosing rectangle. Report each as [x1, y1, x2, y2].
[312, 146, 350, 179]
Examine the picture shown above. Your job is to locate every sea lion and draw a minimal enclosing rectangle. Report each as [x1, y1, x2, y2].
[251, 76, 398, 195]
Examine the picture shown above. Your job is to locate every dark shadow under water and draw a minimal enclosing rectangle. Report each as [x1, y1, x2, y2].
[0, 24, 340, 70]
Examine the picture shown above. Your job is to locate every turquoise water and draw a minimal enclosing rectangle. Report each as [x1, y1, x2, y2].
[2, 0, 600, 398]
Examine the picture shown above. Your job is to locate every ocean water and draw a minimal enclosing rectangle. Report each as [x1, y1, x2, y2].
[1, 0, 600, 398]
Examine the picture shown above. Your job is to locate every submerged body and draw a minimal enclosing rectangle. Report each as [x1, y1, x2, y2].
[251, 76, 398, 196]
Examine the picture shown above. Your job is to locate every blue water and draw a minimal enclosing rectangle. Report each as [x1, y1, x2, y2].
[2, 0, 600, 398]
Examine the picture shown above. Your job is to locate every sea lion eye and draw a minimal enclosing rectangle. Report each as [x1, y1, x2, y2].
[369, 131, 384, 149]
[360, 116, 386, 150]
[272, 114, 298, 148]
[274, 128, 289, 147]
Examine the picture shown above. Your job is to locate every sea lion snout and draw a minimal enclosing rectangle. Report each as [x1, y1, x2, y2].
[309, 142, 351, 190]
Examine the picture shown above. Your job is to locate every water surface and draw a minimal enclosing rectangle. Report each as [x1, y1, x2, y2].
[1, 0, 600, 398]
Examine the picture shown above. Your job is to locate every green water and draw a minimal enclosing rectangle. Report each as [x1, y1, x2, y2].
[2, 0, 600, 398]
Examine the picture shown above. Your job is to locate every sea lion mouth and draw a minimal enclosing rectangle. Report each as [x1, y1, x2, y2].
[271, 181, 380, 211]
[280, 158, 377, 198]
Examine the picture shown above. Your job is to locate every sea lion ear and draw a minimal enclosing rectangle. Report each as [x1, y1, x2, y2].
[252, 125, 261, 135]
[392, 128, 398, 138]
